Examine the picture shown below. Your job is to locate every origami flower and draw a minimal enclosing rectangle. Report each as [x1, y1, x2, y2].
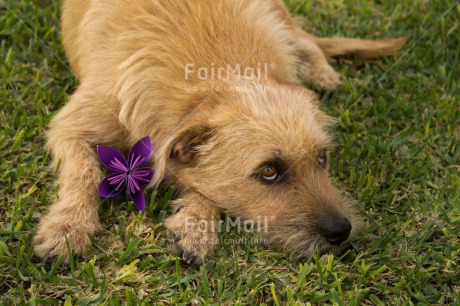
[97, 136, 153, 211]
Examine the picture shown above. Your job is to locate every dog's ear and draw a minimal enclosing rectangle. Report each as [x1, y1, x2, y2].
[150, 125, 214, 186]
[170, 126, 214, 164]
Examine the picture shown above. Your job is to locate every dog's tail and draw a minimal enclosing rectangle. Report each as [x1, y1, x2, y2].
[311, 35, 409, 60]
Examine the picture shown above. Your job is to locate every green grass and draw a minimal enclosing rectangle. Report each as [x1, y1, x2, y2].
[1, 0, 459, 304]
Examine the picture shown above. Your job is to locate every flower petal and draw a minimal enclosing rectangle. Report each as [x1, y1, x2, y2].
[129, 187, 145, 211]
[97, 145, 128, 173]
[128, 136, 152, 170]
[131, 168, 153, 184]
[126, 175, 141, 194]
[98, 174, 125, 198]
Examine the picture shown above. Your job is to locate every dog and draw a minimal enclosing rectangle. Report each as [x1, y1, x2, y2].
[34, 0, 407, 263]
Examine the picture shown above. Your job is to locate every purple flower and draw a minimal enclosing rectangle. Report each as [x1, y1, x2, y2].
[97, 136, 153, 211]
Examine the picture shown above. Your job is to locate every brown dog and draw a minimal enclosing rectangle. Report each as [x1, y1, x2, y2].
[34, 0, 406, 263]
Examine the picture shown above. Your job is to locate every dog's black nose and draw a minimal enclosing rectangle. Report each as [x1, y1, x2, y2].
[321, 215, 352, 245]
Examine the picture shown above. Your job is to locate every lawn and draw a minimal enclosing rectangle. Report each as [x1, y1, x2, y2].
[1, 0, 459, 304]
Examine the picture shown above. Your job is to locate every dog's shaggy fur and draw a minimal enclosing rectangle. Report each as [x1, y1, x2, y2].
[34, 0, 406, 262]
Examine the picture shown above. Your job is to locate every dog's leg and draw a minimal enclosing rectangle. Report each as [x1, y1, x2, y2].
[293, 28, 408, 90]
[293, 28, 342, 91]
[34, 88, 127, 259]
[164, 192, 220, 264]
[267, 0, 341, 90]
[270, 0, 406, 89]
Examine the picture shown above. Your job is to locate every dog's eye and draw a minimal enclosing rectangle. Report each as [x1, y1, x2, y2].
[317, 149, 327, 168]
[260, 164, 278, 181]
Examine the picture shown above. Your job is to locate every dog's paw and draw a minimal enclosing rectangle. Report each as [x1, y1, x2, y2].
[312, 68, 342, 91]
[301, 63, 342, 91]
[167, 230, 199, 265]
[34, 217, 97, 260]
[165, 215, 218, 265]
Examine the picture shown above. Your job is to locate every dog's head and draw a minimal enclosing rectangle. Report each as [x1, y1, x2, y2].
[153, 80, 360, 256]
